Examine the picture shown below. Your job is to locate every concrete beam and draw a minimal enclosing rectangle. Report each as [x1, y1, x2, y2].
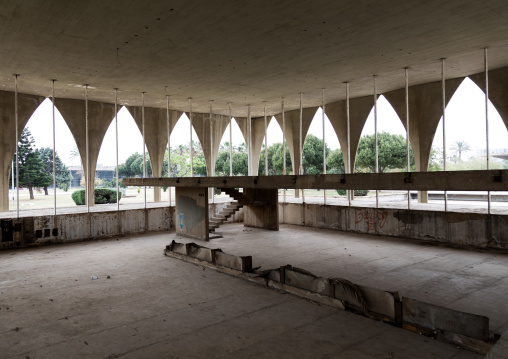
[123, 170, 508, 191]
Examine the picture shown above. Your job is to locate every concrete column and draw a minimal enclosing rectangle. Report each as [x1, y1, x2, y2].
[0, 90, 44, 212]
[325, 96, 373, 174]
[384, 78, 463, 202]
[128, 106, 181, 202]
[470, 66, 508, 131]
[190, 112, 230, 177]
[56, 99, 118, 207]
[249, 117, 269, 176]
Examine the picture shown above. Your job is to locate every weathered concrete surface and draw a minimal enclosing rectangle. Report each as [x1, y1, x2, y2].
[175, 187, 209, 240]
[184, 222, 508, 335]
[402, 297, 490, 341]
[0, 233, 482, 358]
[243, 188, 279, 230]
[280, 202, 508, 249]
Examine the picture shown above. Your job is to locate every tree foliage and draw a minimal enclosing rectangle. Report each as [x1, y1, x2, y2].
[37, 147, 73, 193]
[355, 132, 414, 173]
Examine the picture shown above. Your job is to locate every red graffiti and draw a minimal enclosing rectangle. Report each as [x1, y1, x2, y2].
[355, 209, 388, 234]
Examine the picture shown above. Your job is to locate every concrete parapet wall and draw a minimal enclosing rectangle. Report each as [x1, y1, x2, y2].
[279, 203, 508, 249]
[0, 207, 174, 250]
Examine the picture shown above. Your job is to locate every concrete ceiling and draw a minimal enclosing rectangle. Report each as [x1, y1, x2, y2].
[1, 0, 508, 117]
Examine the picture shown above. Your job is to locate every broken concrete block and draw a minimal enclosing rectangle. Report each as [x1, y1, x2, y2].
[402, 297, 489, 341]
[284, 267, 332, 296]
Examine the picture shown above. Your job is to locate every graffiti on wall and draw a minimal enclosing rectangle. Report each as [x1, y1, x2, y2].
[355, 209, 388, 234]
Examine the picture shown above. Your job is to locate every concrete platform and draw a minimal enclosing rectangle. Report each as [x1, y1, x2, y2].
[0, 229, 487, 358]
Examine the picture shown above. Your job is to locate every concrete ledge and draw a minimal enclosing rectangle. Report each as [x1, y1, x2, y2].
[402, 297, 490, 341]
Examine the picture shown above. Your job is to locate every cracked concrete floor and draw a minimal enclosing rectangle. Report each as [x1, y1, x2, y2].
[0, 227, 493, 359]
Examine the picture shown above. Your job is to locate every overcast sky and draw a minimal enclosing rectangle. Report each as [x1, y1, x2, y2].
[24, 77, 508, 167]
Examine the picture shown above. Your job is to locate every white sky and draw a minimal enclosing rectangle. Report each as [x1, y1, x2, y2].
[24, 77, 508, 167]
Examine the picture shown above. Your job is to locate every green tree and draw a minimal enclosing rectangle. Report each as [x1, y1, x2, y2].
[37, 147, 73, 194]
[355, 132, 414, 173]
[302, 134, 329, 174]
[326, 149, 345, 174]
[450, 140, 470, 161]
[13, 128, 52, 200]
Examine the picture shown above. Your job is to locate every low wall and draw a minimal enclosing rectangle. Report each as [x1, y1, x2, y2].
[279, 202, 508, 249]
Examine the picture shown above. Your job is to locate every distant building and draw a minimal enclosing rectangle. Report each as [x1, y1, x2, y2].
[68, 164, 115, 188]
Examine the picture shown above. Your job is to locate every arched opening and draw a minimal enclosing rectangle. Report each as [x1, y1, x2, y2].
[12, 98, 77, 211]
[215, 118, 248, 176]
[303, 107, 340, 201]
[96, 106, 149, 206]
[257, 116, 285, 176]
[432, 77, 508, 212]
[169, 112, 203, 178]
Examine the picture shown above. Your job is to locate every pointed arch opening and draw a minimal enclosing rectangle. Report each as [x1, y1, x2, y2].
[432, 77, 508, 212]
[12, 98, 78, 212]
[169, 112, 204, 178]
[215, 117, 248, 177]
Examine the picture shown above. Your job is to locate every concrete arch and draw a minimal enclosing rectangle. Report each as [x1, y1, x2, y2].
[0, 90, 45, 211]
[325, 96, 373, 174]
[55, 98, 119, 207]
[127, 106, 182, 202]
[469, 67, 508, 132]
[273, 107, 319, 176]
[383, 77, 464, 173]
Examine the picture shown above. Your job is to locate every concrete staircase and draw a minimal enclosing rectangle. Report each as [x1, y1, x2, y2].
[209, 188, 252, 233]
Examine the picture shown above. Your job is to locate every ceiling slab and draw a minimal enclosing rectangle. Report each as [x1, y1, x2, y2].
[1, 0, 508, 116]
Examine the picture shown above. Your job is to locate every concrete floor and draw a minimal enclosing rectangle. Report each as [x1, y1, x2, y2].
[0, 229, 490, 359]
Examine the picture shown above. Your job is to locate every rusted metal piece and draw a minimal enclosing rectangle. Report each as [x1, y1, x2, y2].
[124, 170, 508, 191]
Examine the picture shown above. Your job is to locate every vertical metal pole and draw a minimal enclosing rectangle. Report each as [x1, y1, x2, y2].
[322, 89, 326, 205]
[248, 104, 252, 176]
[405, 68, 411, 211]
[485, 47, 491, 214]
[85, 84, 90, 213]
[115, 89, 119, 211]
[14, 75, 19, 219]
[282, 97, 286, 202]
[142, 92, 146, 208]
[189, 98, 193, 177]
[264, 103, 268, 175]
[52, 80, 57, 216]
[210, 100, 214, 203]
[167, 95, 171, 206]
[346, 82, 351, 206]
[300, 93, 304, 203]
[229, 103, 233, 176]
[374, 76, 379, 208]
[441, 58, 448, 212]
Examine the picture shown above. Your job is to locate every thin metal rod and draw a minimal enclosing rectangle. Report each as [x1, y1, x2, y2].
[346, 82, 351, 206]
[264, 103, 268, 175]
[405, 68, 411, 211]
[229, 103, 233, 176]
[210, 100, 214, 203]
[441, 58, 448, 212]
[142, 92, 146, 208]
[15, 75, 19, 219]
[189, 98, 193, 177]
[322, 89, 326, 205]
[374, 76, 379, 208]
[85, 84, 90, 214]
[282, 98, 286, 203]
[115, 89, 119, 211]
[299, 93, 304, 203]
[52, 80, 57, 216]
[485, 47, 491, 214]
[248, 104, 252, 176]
[167, 95, 171, 206]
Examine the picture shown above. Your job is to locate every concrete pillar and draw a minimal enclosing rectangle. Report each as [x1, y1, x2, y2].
[325, 96, 373, 174]
[56, 99, 118, 207]
[249, 116, 269, 176]
[0, 90, 44, 212]
[189, 112, 230, 177]
[384, 78, 463, 202]
[470, 67, 508, 132]
[128, 106, 181, 202]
